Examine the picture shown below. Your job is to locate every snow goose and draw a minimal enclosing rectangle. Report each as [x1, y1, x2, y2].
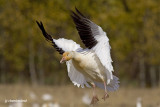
[82, 93, 91, 105]
[36, 8, 119, 104]
[8, 102, 23, 107]
[41, 93, 53, 101]
[136, 97, 142, 107]
[42, 102, 60, 107]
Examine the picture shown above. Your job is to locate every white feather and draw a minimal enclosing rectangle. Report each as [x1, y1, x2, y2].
[51, 23, 118, 90]
[94, 75, 119, 91]
[53, 38, 81, 52]
[66, 60, 91, 88]
[53, 38, 91, 88]
[92, 26, 114, 84]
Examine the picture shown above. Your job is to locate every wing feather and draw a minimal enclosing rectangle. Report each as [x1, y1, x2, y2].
[53, 38, 82, 52]
[36, 21, 81, 54]
[71, 9, 115, 84]
[66, 60, 91, 88]
[94, 75, 120, 91]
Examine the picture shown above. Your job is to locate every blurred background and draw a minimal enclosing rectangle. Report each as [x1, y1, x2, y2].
[0, 0, 160, 107]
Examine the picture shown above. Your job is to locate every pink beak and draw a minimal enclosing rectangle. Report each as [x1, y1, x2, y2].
[60, 57, 66, 64]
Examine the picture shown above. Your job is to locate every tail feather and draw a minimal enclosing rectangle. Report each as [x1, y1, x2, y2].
[94, 75, 119, 92]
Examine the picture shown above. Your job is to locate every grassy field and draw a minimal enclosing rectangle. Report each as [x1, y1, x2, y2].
[0, 84, 160, 107]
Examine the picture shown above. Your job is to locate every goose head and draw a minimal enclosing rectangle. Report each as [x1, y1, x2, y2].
[60, 51, 74, 63]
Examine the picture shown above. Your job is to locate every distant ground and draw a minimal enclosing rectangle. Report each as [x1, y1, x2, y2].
[0, 84, 159, 107]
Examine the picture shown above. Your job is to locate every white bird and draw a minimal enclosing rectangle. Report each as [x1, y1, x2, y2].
[36, 8, 119, 104]
[42, 102, 60, 107]
[136, 97, 142, 107]
[82, 93, 91, 105]
[8, 102, 23, 107]
[42, 94, 53, 101]
[50, 102, 60, 107]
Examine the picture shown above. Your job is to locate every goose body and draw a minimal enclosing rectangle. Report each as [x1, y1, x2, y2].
[71, 51, 107, 82]
[36, 8, 119, 104]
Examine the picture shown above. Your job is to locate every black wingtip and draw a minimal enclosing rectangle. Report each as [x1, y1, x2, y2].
[36, 20, 53, 42]
[36, 20, 42, 27]
[71, 10, 81, 19]
[70, 7, 86, 20]
[75, 7, 86, 18]
[36, 20, 39, 24]
[36, 20, 40, 27]
[36, 20, 65, 55]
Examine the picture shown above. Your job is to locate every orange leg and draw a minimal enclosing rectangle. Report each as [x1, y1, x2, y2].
[102, 80, 109, 100]
[90, 83, 99, 105]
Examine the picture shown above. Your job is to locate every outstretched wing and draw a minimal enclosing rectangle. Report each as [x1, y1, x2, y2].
[37, 21, 88, 87]
[71, 8, 114, 84]
[36, 21, 82, 54]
